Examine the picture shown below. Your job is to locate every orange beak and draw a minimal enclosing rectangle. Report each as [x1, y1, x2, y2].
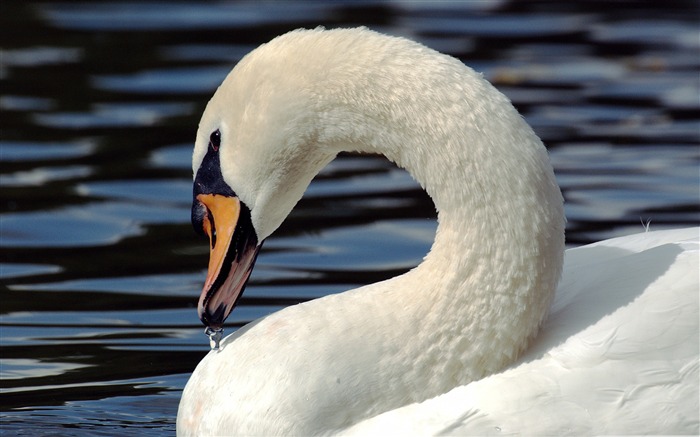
[194, 193, 261, 329]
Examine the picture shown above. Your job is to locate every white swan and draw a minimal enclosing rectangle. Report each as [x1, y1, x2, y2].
[177, 27, 699, 435]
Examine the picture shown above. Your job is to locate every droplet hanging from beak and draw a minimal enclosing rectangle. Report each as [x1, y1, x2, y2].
[205, 326, 224, 351]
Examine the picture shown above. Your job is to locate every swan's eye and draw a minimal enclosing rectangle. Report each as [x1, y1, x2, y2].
[209, 130, 221, 152]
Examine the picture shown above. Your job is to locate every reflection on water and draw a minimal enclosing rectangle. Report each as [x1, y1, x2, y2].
[1, 1, 698, 434]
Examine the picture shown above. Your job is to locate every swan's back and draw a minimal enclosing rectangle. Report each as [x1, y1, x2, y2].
[343, 227, 700, 435]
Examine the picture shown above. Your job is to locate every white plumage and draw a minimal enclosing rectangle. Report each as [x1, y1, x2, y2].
[177, 28, 699, 435]
[343, 227, 699, 435]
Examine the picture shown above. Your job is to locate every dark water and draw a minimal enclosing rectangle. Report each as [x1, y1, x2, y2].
[1, 1, 698, 434]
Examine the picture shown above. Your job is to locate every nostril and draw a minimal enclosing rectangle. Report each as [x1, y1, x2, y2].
[207, 207, 217, 249]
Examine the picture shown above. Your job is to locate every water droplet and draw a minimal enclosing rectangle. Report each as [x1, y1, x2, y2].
[205, 326, 224, 350]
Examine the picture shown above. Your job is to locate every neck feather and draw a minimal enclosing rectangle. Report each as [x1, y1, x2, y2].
[314, 41, 565, 396]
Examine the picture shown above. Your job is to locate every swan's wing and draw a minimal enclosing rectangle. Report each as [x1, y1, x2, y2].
[342, 228, 699, 436]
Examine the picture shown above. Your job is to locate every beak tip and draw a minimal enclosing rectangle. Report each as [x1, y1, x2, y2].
[198, 300, 228, 329]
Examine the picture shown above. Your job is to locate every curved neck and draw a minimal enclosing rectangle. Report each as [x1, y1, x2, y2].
[181, 29, 567, 436]
[315, 48, 565, 388]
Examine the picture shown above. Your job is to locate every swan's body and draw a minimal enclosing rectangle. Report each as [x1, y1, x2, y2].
[343, 227, 699, 435]
[177, 28, 699, 435]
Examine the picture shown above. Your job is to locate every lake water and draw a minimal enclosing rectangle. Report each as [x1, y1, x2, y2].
[1, 1, 698, 435]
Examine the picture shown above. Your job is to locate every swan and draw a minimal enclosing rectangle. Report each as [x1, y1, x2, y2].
[177, 27, 699, 435]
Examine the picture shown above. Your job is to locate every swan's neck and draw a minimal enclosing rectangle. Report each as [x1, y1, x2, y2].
[314, 47, 565, 395]
[180, 30, 567, 436]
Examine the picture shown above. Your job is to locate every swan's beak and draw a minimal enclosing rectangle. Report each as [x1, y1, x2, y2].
[193, 193, 261, 329]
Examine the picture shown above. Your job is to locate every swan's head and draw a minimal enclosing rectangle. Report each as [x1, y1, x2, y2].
[188, 26, 564, 330]
[190, 28, 345, 327]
